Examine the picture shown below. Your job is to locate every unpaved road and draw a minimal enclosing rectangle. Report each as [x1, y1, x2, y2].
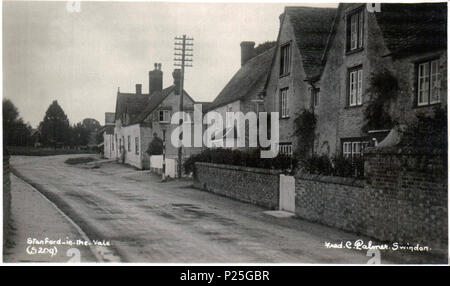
[10, 155, 404, 263]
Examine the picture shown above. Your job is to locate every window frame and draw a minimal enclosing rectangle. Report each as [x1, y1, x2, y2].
[341, 138, 370, 158]
[159, 109, 171, 123]
[127, 135, 131, 152]
[346, 8, 364, 53]
[311, 88, 320, 108]
[280, 88, 289, 119]
[416, 58, 441, 107]
[279, 42, 292, 77]
[348, 66, 363, 107]
[279, 142, 293, 156]
[135, 136, 139, 155]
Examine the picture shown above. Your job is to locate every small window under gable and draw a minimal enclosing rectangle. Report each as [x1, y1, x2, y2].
[280, 88, 289, 118]
[346, 8, 364, 52]
[280, 43, 291, 76]
[159, 110, 171, 123]
[348, 66, 363, 107]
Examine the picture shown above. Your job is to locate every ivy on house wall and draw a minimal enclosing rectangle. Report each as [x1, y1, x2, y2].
[294, 109, 317, 158]
[362, 68, 399, 133]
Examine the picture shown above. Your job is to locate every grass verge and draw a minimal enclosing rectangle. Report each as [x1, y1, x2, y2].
[65, 157, 97, 165]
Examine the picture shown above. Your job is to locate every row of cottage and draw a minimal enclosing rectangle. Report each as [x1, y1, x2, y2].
[103, 3, 447, 170]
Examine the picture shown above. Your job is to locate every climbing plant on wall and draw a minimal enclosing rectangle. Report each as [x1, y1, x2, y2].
[362, 68, 398, 133]
[294, 109, 317, 158]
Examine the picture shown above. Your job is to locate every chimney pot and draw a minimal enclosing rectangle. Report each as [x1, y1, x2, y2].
[240, 41, 256, 66]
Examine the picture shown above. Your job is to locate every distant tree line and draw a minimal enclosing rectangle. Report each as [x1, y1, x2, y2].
[3, 99, 101, 148]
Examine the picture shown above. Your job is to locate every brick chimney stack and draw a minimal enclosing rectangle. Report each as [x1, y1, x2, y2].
[149, 63, 163, 94]
[135, 84, 142, 95]
[279, 12, 285, 24]
[240, 41, 256, 66]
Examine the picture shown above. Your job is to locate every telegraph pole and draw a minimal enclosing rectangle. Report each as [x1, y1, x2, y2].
[174, 35, 193, 178]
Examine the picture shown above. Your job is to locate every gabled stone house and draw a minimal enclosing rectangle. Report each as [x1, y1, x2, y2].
[315, 2, 447, 158]
[263, 3, 446, 158]
[262, 6, 336, 156]
[105, 64, 199, 169]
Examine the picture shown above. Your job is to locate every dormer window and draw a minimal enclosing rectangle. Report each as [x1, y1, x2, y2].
[346, 8, 364, 52]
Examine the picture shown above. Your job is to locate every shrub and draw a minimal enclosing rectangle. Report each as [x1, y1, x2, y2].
[297, 154, 333, 176]
[146, 135, 163, 155]
[332, 155, 364, 178]
[400, 106, 447, 152]
[297, 154, 364, 178]
[65, 157, 96, 165]
[183, 148, 297, 174]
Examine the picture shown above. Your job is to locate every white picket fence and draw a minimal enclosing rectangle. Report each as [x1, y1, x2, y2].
[149, 155, 178, 178]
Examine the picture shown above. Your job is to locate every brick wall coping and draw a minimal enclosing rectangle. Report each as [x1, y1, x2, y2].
[195, 162, 283, 175]
[295, 173, 364, 188]
[364, 146, 446, 155]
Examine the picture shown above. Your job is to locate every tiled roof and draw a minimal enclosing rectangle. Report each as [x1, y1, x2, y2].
[130, 86, 194, 125]
[375, 3, 447, 57]
[207, 47, 275, 111]
[114, 92, 150, 124]
[129, 86, 174, 124]
[285, 6, 337, 78]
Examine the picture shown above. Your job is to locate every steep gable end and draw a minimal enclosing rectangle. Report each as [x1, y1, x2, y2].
[285, 6, 337, 78]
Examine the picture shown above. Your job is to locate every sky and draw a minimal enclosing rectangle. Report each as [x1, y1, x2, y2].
[3, 1, 337, 128]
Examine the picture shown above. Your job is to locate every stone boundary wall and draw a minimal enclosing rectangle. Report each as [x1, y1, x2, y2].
[193, 162, 281, 209]
[192, 146, 447, 249]
[295, 147, 447, 249]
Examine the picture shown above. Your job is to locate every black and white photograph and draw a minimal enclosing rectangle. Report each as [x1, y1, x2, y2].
[1, 0, 448, 269]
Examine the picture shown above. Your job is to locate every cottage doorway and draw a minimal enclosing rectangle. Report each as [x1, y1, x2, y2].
[279, 174, 295, 213]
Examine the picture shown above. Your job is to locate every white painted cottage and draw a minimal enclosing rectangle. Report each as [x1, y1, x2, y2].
[104, 64, 202, 169]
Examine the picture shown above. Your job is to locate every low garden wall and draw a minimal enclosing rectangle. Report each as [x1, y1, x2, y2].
[295, 174, 365, 231]
[363, 147, 447, 248]
[192, 147, 447, 249]
[193, 162, 280, 209]
[295, 147, 447, 249]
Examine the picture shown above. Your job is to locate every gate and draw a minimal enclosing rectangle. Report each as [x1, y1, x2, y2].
[279, 174, 295, 213]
